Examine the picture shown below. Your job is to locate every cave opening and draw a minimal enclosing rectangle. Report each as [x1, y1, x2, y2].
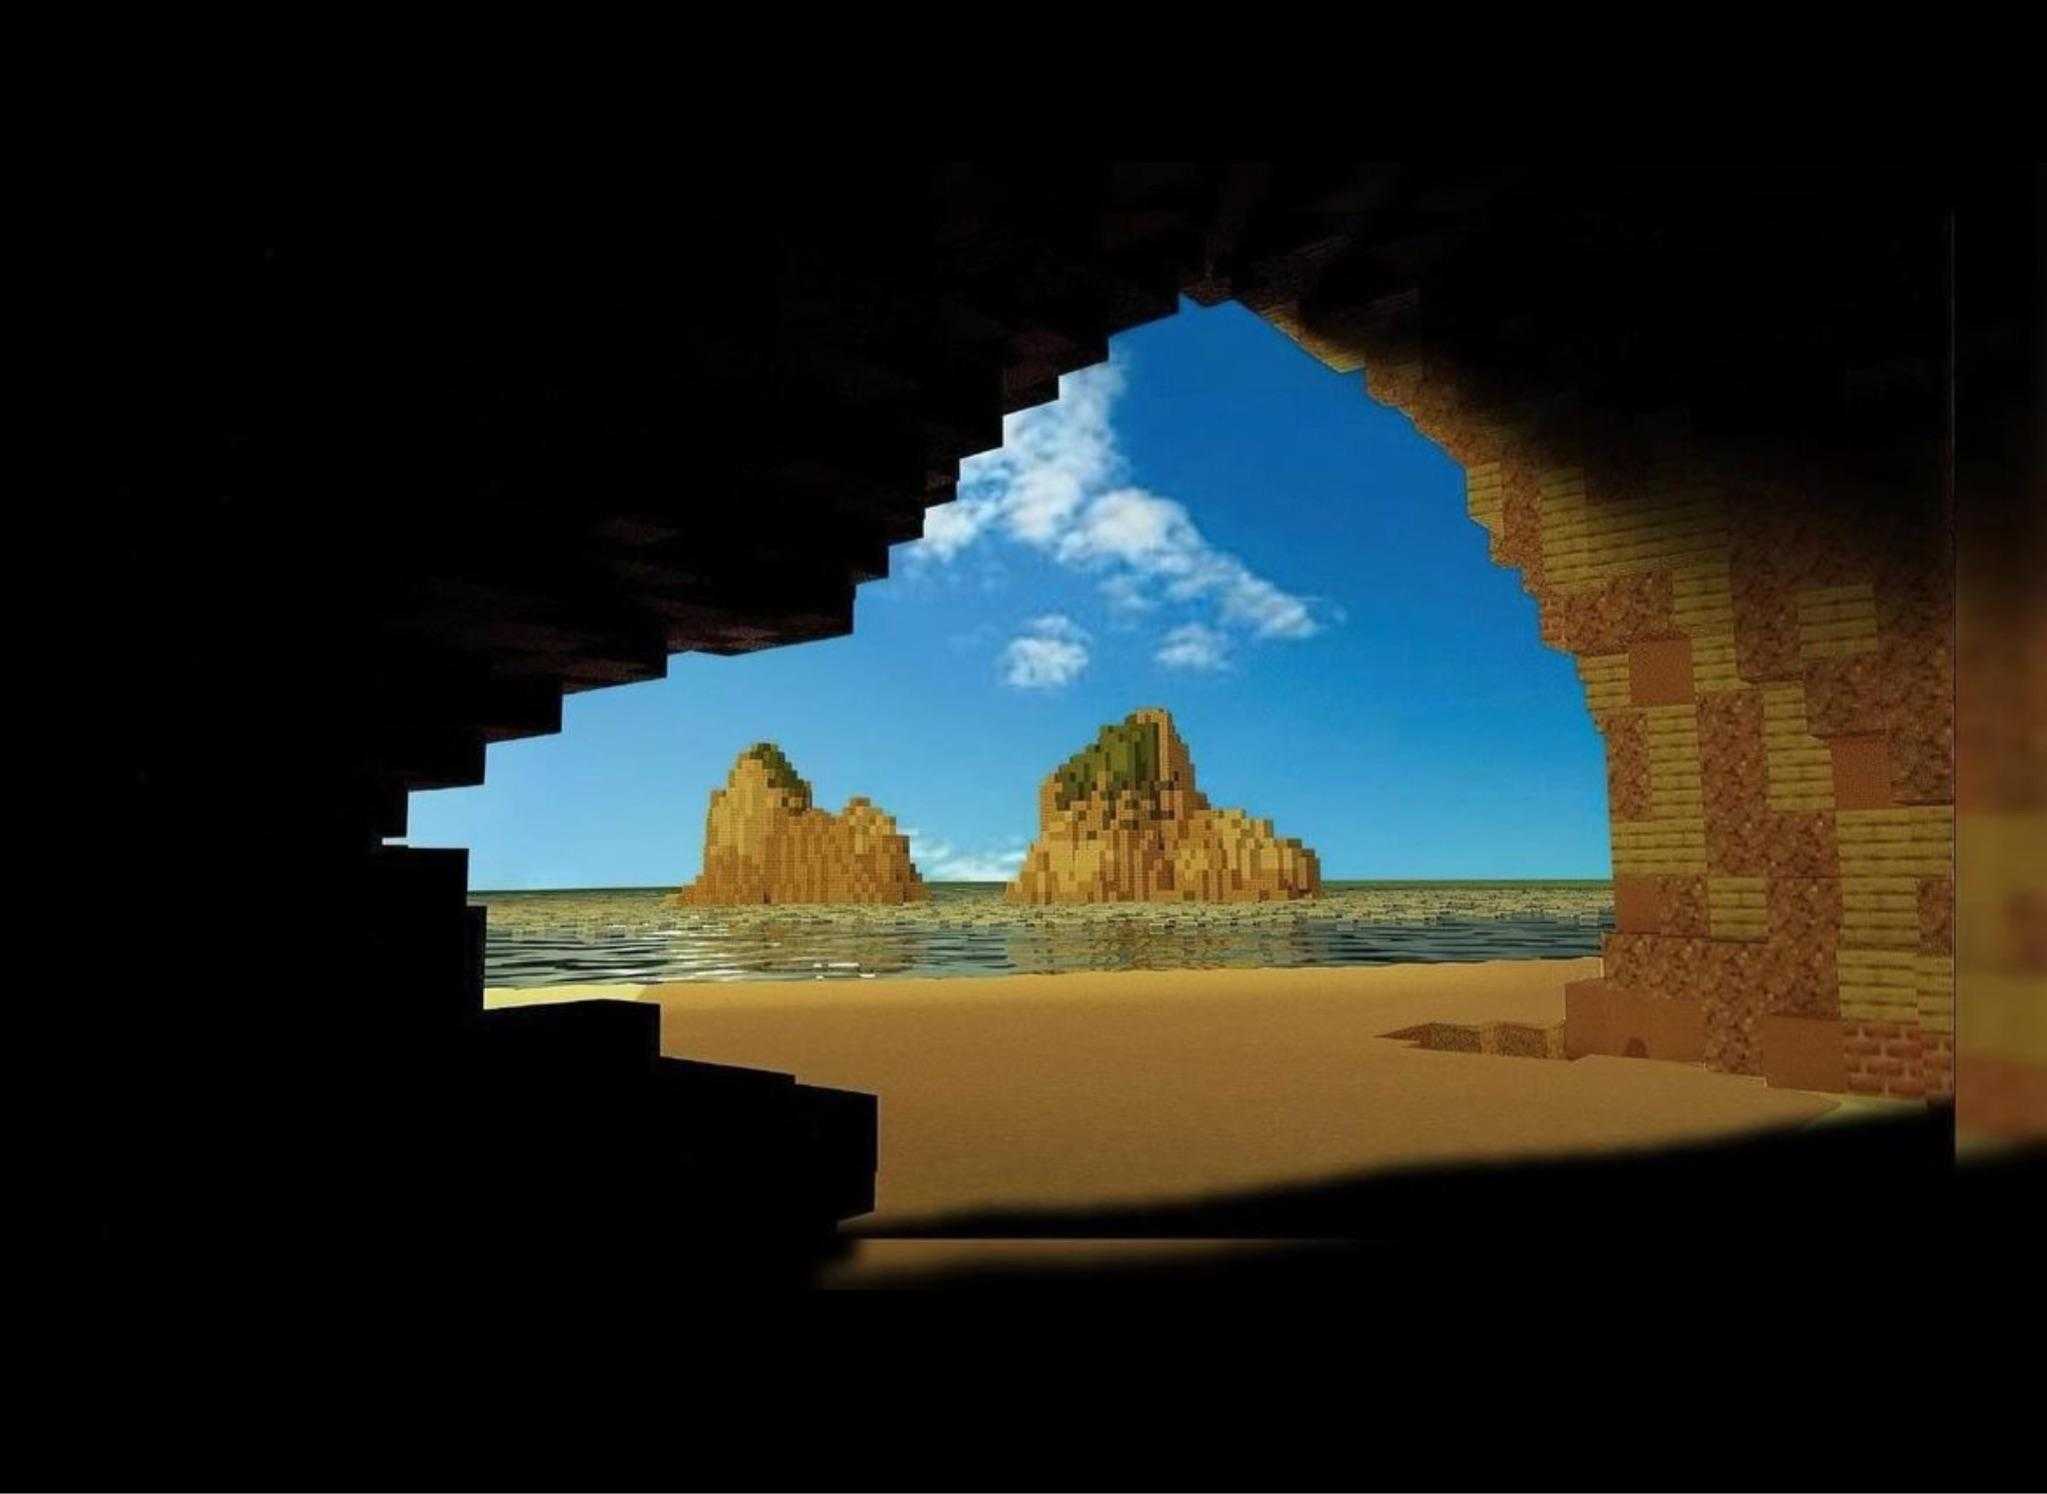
[97, 161, 2008, 1345]
[393, 297, 1682, 1237]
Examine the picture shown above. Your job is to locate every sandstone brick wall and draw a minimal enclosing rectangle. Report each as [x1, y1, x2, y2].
[1260, 309, 1954, 1097]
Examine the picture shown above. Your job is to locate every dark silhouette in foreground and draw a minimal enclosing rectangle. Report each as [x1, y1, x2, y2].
[834, 1103, 2040, 1287]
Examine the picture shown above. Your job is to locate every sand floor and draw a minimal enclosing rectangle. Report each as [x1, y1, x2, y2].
[485, 957, 1842, 1233]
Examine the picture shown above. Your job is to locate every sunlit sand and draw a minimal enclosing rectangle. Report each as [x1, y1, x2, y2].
[485, 956, 1840, 1234]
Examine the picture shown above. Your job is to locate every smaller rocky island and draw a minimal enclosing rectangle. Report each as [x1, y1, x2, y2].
[1008, 707, 1321, 903]
[675, 743, 927, 905]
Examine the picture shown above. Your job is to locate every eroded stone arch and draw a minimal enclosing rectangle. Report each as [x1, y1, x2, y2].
[116, 163, 2015, 1314]
[1247, 296, 1953, 1099]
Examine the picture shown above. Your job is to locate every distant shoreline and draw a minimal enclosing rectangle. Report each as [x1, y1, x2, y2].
[474, 882, 1615, 986]
[470, 877, 1617, 897]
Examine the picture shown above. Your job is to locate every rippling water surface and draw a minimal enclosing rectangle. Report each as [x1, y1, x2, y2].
[474, 882, 1614, 988]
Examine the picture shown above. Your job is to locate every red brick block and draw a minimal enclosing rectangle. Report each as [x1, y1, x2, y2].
[1805, 654, 1891, 738]
[1630, 637, 1695, 706]
[1605, 715, 1653, 823]
[1918, 877, 1955, 955]
[1829, 732, 1895, 810]
[1564, 978, 1706, 1062]
[1612, 875, 1667, 934]
[1763, 808, 1839, 880]
[1761, 1014, 1847, 1092]
[1555, 572, 1675, 655]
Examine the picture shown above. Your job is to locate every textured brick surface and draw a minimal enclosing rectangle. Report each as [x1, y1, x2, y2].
[1806, 654, 1892, 738]
[1918, 876, 1956, 955]
[1730, 570, 1803, 684]
[1611, 875, 1663, 933]
[1564, 977, 1707, 1062]
[1395, 1020, 1568, 1060]
[1630, 637, 1696, 706]
[1831, 734, 1895, 810]
[1553, 572, 1677, 655]
[1700, 691, 1770, 878]
[1604, 713, 1653, 823]
[1761, 1014, 1847, 1092]
[1495, 466, 1546, 577]
[1667, 874, 1712, 937]
[1843, 1019, 1927, 1097]
[1612, 874, 1712, 936]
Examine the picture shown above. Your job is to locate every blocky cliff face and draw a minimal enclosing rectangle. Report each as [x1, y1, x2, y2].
[1007, 708, 1321, 903]
[676, 744, 927, 905]
[1254, 301, 1954, 1098]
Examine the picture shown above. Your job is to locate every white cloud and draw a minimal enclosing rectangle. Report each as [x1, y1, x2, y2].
[1002, 614, 1090, 689]
[1021, 613, 1087, 644]
[917, 498, 999, 562]
[934, 850, 1029, 882]
[1055, 487, 1201, 571]
[909, 351, 1334, 654]
[1099, 572, 1156, 615]
[1155, 622, 1231, 672]
[903, 831, 1029, 884]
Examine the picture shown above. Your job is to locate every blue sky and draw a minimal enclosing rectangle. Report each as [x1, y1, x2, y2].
[404, 299, 1610, 888]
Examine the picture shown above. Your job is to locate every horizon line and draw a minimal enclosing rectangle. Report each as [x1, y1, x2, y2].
[469, 876, 1616, 895]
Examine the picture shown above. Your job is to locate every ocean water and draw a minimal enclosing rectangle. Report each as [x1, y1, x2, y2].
[473, 881, 1614, 988]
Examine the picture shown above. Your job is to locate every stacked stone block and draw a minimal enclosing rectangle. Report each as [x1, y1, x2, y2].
[676, 744, 928, 905]
[1258, 307, 1953, 1098]
[1007, 708, 1321, 903]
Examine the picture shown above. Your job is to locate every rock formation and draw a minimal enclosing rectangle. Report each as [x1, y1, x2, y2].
[1264, 285, 1958, 1096]
[676, 743, 927, 905]
[1007, 708, 1320, 903]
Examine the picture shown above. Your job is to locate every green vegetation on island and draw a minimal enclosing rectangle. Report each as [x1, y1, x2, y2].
[1053, 717, 1162, 807]
[743, 741, 811, 802]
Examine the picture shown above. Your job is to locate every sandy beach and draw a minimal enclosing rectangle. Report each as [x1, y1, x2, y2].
[485, 957, 1843, 1235]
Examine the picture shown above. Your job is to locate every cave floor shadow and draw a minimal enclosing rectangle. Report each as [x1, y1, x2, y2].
[812, 1104, 2042, 1289]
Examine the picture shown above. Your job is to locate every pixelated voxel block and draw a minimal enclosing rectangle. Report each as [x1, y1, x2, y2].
[1258, 307, 1954, 1098]
[1386, 1020, 1568, 1059]
[1005, 708, 1320, 904]
[1830, 734, 1895, 811]
[1760, 1014, 1847, 1092]
[675, 743, 928, 905]
[1629, 638, 1695, 707]
[1564, 977, 1706, 1062]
